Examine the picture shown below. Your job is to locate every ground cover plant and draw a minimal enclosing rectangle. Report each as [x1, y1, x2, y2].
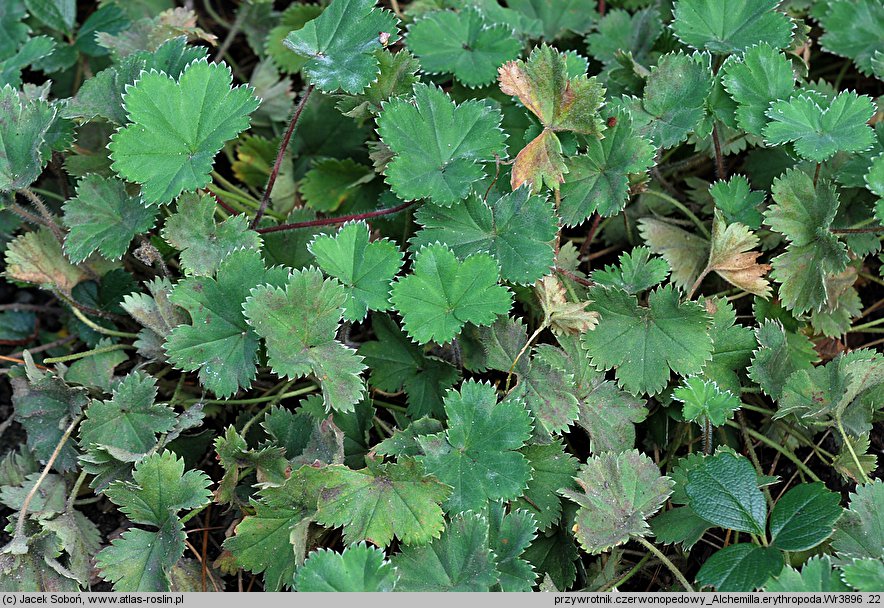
[0, 0, 882, 593]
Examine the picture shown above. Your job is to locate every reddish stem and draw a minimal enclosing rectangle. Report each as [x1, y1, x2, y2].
[251, 85, 315, 229]
[256, 200, 418, 234]
[578, 212, 602, 261]
[711, 123, 726, 180]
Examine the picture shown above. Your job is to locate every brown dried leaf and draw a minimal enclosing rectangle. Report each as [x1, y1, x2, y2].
[707, 210, 771, 298]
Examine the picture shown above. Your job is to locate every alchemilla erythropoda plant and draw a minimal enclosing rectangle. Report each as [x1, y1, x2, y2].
[0, 0, 882, 593]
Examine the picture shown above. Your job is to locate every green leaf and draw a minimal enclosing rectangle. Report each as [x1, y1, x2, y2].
[769, 482, 842, 551]
[97, 451, 211, 591]
[410, 187, 558, 285]
[166, 249, 288, 398]
[818, 0, 884, 76]
[523, 524, 578, 591]
[585, 8, 661, 67]
[391, 244, 512, 345]
[377, 83, 506, 205]
[475, 319, 581, 434]
[334, 49, 420, 122]
[765, 169, 849, 314]
[559, 108, 655, 224]
[79, 372, 175, 457]
[0, 36, 55, 88]
[296, 544, 397, 592]
[283, 0, 398, 94]
[243, 268, 366, 412]
[765, 555, 850, 592]
[535, 336, 647, 450]
[62, 37, 208, 125]
[651, 507, 712, 550]
[488, 504, 538, 591]
[776, 350, 883, 433]
[392, 511, 499, 591]
[223, 497, 311, 592]
[696, 543, 784, 592]
[674, 377, 741, 427]
[841, 559, 884, 592]
[560, 450, 672, 554]
[512, 441, 578, 530]
[265, 3, 324, 74]
[498, 44, 605, 191]
[407, 8, 521, 87]
[832, 481, 883, 561]
[673, 0, 792, 54]
[313, 457, 450, 547]
[121, 277, 188, 363]
[721, 44, 795, 137]
[162, 193, 261, 277]
[695, 297, 752, 394]
[358, 314, 458, 418]
[0, 85, 55, 192]
[709, 175, 765, 230]
[308, 221, 403, 322]
[417, 380, 532, 513]
[506, 0, 596, 40]
[23, 0, 75, 34]
[685, 451, 766, 535]
[764, 92, 876, 163]
[10, 357, 88, 472]
[582, 284, 713, 396]
[622, 52, 712, 148]
[591, 246, 670, 295]
[0, 2, 29, 59]
[299, 158, 376, 213]
[638, 217, 709, 292]
[748, 320, 818, 400]
[108, 59, 259, 204]
[62, 175, 157, 264]
[40, 511, 102, 586]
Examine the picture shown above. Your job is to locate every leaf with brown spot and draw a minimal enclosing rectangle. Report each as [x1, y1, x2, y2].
[499, 44, 605, 191]
[705, 210, 771, 298]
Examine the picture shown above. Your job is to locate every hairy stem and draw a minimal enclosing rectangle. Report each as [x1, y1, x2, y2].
[836, 417, 872, 485]
[643, 190, 711, 239]
[634, 537, 694, 592]
[251, 85, 315, 229]
[43, 343, 133, 365]
[70, 305, 139, 339]
[8, 414, 84, 553]
[256, 199, 417, 234]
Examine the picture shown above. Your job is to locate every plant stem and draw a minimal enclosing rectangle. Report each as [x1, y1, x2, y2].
[251, 85, 315, 229]
[813, 162, 821, 188]
[835, 417, 872, 484]
[686, 269, 710, 300]
[601, 552, 651, 591]
[724, 421, 821, 482]
[69, 305, 139, 338]
[831, 226, 884, 234]
[8, 414, 83, 553]
[66, 470, 89, 512]
[634, 537, 694, 591]
[643, 190, 711, 239]
[43, 343, 133, 364]
[506, 324, 545, 392]
[180, 385, 316, 405]
[18, 188, 66, 243]
[213, 3, 247, 62]
[849, 315, 884, 332]
[257, 199, 417, 234]
[711, 123, 726, 179]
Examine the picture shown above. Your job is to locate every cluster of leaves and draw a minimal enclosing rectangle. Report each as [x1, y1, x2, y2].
[0, 0, 882, 594]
